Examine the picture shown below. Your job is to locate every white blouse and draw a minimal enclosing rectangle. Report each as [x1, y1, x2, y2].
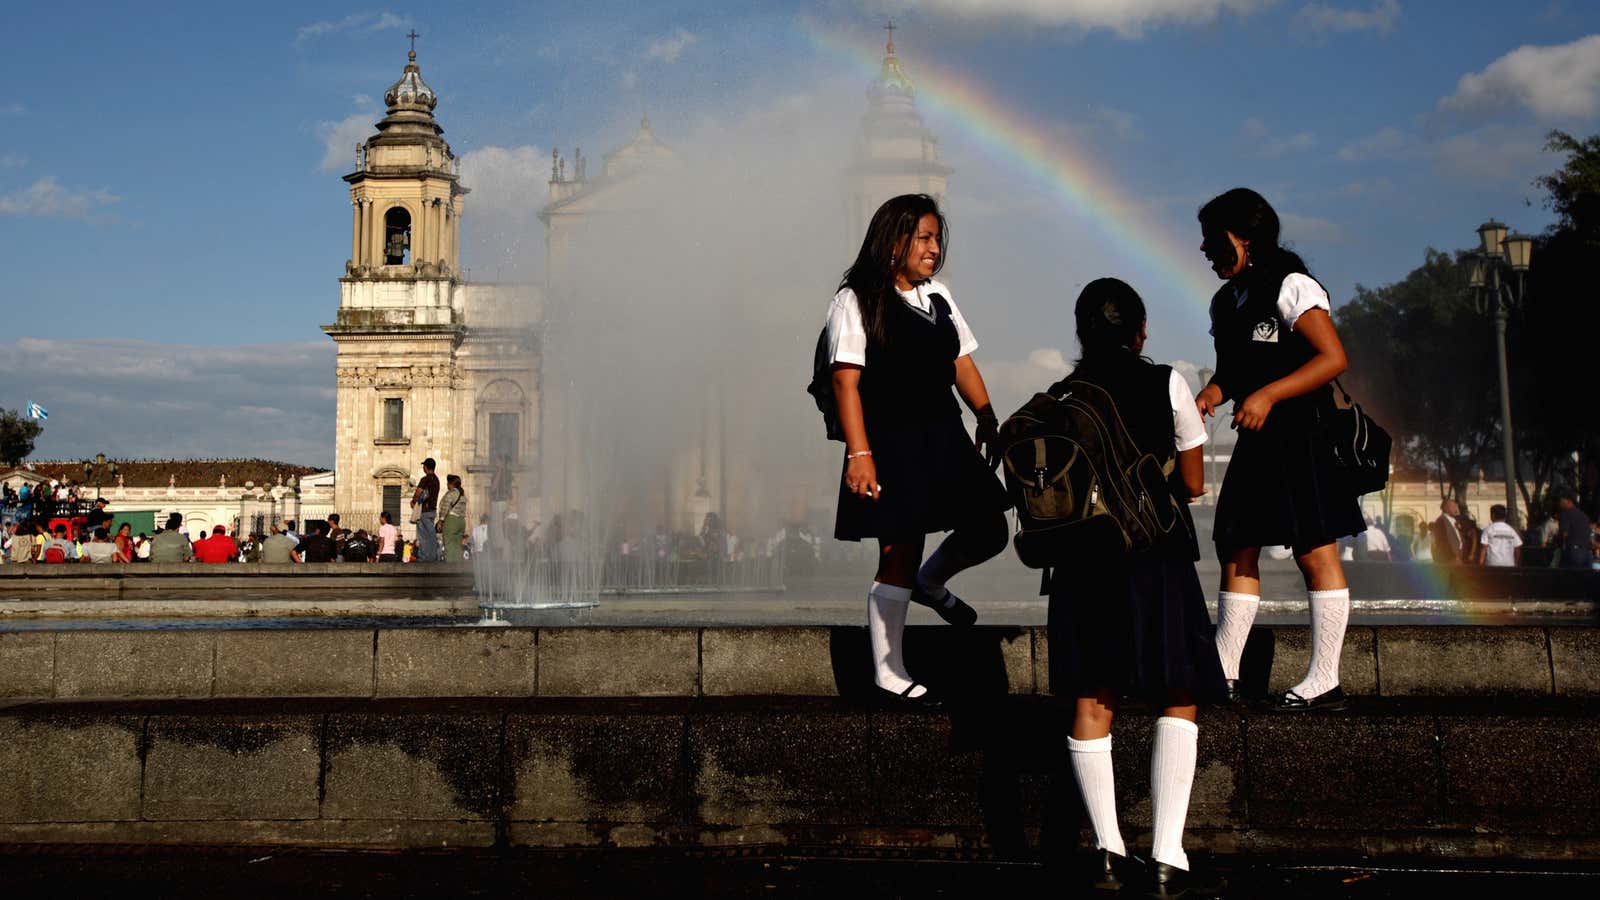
[1229, 272, 1331, 331]
[824, 278, 980, 366]
[1169, 370, 1208, 452]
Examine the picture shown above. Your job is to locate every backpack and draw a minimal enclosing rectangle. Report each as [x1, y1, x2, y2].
[805, 327, 844, 442]
[999, 376, 1190, 568]
[43, 543, 67, 564]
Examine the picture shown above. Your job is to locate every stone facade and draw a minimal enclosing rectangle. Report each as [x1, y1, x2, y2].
[324, 50, 540, 534]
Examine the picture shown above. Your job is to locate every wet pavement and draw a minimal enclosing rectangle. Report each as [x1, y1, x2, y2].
[0, 847, 1595, 898]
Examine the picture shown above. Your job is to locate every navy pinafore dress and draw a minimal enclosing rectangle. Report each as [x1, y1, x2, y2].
[833, 290, 1011, 542]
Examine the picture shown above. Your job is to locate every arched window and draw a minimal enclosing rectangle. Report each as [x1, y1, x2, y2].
[383, 207, 412, 265]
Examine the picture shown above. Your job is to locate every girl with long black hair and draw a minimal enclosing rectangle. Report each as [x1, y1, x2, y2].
[1048, 278, 1224, 894]
[827, 193, 1010, 706]
[1195, 188, 1365, 711]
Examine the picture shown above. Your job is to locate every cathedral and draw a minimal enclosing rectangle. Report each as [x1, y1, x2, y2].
[325, 32, 948, 536]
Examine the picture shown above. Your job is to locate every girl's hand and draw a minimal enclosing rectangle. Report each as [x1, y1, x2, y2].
[1233, 390, 1275, 431]
[845, 455, 879, 501]
[1195, 383, 1224, 419]
[974, 415, 1001, 470]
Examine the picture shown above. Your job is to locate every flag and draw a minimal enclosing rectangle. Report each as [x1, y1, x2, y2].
[26, 402, 47, 420]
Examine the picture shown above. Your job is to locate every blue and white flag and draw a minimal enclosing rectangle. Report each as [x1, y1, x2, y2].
[26, 402, 47, 420]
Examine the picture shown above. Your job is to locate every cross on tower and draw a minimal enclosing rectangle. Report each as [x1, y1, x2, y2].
[407, 30, 420, 58]
[883, 20, 896, 54]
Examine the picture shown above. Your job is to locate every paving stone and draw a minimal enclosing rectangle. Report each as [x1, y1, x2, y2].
[143, 715, 320, 820]
[701, 628, 836, 696]
[1244, 711, 1441, 830]
[1549, 628, 1600, 697]
[215, 630, 374, 698]
[688, 708, 871, 826]
[323, 713, 504, 820]
[0, 713, 144, 822]
[1377, 626, 1550, 696]
[376, 628, 535, 698]
[54, 631, 214, 699]
[1438, 714, 1600, 833]
[0, 632, 53, 699]
[538, 628, 697, 697]
[508, 712, 685, 823]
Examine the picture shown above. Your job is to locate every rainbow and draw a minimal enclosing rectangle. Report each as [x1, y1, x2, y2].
[802, 22, 1219, 332]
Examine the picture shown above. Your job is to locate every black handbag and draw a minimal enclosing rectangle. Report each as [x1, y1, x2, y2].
[1323, 378, 1392, 496]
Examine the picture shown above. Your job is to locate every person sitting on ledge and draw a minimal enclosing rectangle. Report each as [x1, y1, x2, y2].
[341, 528, 375, 563]
[39, 524, 78, 563]
[194, 525, 239, 563]
[260, 524, 300, 564]
[80, 527, 123, 564]
[149, 514, 193, 563]
[298, 522, 336, 563]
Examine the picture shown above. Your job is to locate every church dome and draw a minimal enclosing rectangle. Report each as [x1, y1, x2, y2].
[872, 38, 915, 99]
[600, 114, 677, 179]
[384, 49, 438, 112]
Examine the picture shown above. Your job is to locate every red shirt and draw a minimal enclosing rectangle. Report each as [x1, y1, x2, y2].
[194, 535, 239, 563]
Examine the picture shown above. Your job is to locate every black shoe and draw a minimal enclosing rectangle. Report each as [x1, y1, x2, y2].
[1092, 849, 1133, 894]
[911, 586, 978, 626]
[873, 682, 941, 711]
[1273, 684, 1348, 711]
[1224, 678, 1242, 705]
[1148, 860, 1225, 898]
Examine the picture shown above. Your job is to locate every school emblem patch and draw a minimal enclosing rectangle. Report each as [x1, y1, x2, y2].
[1251, 319, 1279, 343]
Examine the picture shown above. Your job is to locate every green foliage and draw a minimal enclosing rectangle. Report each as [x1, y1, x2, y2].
[1335, 250, 1499, 502]
[1535, 130, 1600, 241]
[0, 408, 43, 468]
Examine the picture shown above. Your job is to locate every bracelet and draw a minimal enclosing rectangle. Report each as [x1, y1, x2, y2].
[846, 450, 872, 459]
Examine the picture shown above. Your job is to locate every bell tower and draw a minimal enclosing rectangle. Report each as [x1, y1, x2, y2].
[323, 39, 472, 529]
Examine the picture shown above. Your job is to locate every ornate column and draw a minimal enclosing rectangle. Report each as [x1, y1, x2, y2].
[350, 198, 362, 268]
[413, 199, 427, 267]
[432, 199, 444, 265]
[368, 201, 383, 267]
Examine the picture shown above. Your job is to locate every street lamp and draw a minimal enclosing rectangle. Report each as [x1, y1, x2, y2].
[81, 452, 119, 502]
[1468, 219, 1533, 529]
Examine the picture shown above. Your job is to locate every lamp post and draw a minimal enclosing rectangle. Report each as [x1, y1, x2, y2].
[81, 452, 119, 502]
[1467, 219, 1533, 529]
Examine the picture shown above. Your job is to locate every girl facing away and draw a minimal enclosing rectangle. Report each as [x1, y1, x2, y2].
[826, 193, 1011, 707]
[1195, 187, 1365, 711]
[1047, 278, 1226, 895]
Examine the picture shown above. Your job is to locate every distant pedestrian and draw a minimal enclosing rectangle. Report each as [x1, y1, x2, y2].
[377, 511, 400, 562]
[1478, 504, 1522, 567]
[1555, 489, 1596, 569]
[1359, 517, 1391, 562]
[437, 474, 467, 562]
[1429, 499, 1465, 565]
[194, 525, 239, 563]
[39, 524, 77, 563]
[341, 528, 375, 562]
[297, 522, 336, 563]
[412, 458, 441, 561]
[8, 519, 36, 564]
[80, 527, 122, 564]
[260, 525, 300, 564]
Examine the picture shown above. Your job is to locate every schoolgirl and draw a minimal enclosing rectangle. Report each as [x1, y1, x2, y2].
[826, 193, 1011, 706]
[1048, 278, 1225, 895]
[1195, 187, 1365, 711]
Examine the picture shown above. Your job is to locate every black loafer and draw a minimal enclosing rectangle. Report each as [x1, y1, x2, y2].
[1224, 678, 1243, 705]
[911, 586, 978, 626]
[1148, 860, 1225, 897]
[1093, 849, 1132, 894]
[874, 682, 941, 711]
[1273, 685, 1348, 712]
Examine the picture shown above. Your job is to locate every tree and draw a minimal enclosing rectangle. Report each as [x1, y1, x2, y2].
[0, 408, 43, 468]
[1335, 250, 1499, 503]
[1534, 130, 1600, 241]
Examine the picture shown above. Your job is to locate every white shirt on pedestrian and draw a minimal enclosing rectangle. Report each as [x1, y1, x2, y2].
[1362, 525, 1391, 556]
[1480, 521, 1523, 567]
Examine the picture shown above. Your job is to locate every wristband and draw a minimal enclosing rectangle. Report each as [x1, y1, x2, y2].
[847, 450, 872, 459]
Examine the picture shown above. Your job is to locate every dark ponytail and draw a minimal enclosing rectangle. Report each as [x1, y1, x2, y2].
[1197, 187, 1310, 285]
[839, 194, 948, 347]
[1074, 277, 1147, 366]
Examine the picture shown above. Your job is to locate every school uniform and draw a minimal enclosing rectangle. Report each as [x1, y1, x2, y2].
[1045, 358, 1227, 704]
[1207, 268, 1364, 554]
[825, 279, 1010, 542]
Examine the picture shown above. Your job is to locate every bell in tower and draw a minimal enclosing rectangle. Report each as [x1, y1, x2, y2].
[383, 207, 412, 265]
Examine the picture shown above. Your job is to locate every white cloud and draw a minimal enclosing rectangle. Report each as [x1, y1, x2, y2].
[1090, 105, 1141, 141]
[621, 69, 640, 90]
[1241, 118, 1317, 157]
[0, 177, 119, 219]
[981, 348, 1073, 403]
[457, 145, 549, 281]
[1431, 124, 1549, 182]
[1440, 34, 1600, 120]
[645, 27, 698, 63]
[1337, 126, 1415, 161]
[0, 339, 335, 466]
[0, 153, 26, 168]
[317, 112, 375, 173]
[903, 0, 1276, 38]
[1297, 0, 1401, 35]
[295, 11, 413, 46]
[1280, 212, 1347, 244]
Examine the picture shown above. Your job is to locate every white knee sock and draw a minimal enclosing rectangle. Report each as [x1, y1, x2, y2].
[1150, 717, 1198, 871]
[915, 536, 967, 606]
[1289, 588, 1350, 699]
[1067, 735, 1126, 857]
[1213, 591, 1260, 681]
[867, 582, 925, 698]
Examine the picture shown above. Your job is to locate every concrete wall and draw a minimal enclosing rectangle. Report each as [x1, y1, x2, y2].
[2, 625, 1597, 702]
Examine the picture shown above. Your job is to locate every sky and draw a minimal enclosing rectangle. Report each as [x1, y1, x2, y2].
[2, 0, 1597, 466]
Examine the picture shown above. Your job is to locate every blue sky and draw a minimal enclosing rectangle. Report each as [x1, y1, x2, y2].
[3, 1, 1597, 464]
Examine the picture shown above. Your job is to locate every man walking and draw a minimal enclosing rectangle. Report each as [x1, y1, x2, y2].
[1555, 489, 1596, 570]
[412, 457, 441, 562]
